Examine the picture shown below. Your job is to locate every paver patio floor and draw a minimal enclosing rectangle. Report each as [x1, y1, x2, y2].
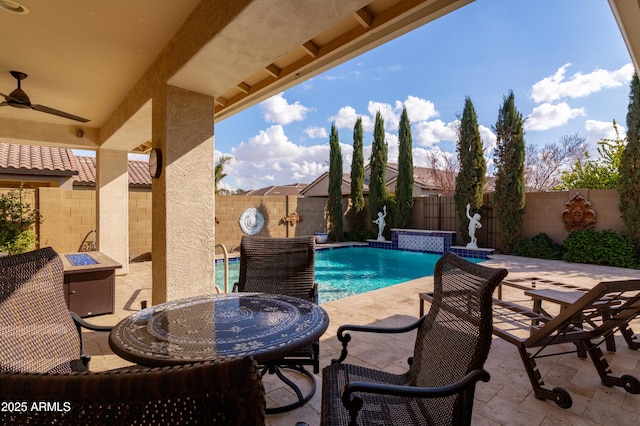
[84, 253, 640, 425]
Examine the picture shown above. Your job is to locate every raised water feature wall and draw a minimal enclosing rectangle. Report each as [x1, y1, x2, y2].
[368, 229, 494, 259]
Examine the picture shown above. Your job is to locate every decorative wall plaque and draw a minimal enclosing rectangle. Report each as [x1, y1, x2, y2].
[561, 193, 596, 232]
[281, 212, 303, 226]
[239, 208, 264, 235]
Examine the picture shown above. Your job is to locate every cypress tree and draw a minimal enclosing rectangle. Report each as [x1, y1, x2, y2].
[395, 107, 414, 228]
[350, 117, 365, 213]
[619, 72, 640, 249]
[454, 97, 486, 244]
[369, 111, 388, 224]
[493, 90, 526, 253]
[347, 117, 366, 233]
[328, 123, 343, 241]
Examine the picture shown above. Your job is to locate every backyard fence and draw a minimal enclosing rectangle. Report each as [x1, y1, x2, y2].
[0, 185, 624, 258]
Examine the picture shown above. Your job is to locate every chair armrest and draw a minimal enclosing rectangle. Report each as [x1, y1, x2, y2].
[71, 312, 112, 332]
[70, 312, 113, 368]
[341, 368, 490, 425]
[332, 316, 425, 364]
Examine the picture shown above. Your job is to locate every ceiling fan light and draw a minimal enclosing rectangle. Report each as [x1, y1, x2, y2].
[0, 0, 28, 14]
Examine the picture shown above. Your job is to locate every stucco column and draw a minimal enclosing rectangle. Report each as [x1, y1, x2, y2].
[152, 85, 215, 304]
[96, 148, 130, 274]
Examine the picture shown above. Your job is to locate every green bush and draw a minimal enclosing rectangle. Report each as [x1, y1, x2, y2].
[0, 186, 40, 255]
[562, 229, 639, 268]
[514, 233, 563, 260]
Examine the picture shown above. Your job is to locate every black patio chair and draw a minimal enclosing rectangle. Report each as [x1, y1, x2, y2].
[234, 235, 318, 413]
[321, 251, 508, 426]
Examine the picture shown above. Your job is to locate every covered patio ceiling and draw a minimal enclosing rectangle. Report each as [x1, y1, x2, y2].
[1, 0, 637, 156]
[0, 0, 477, 154]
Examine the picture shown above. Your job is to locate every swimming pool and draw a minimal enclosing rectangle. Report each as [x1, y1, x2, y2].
[215, 246, 483, 304]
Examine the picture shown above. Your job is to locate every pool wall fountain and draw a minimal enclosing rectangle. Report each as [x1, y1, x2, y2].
[368, 229, 494, 259]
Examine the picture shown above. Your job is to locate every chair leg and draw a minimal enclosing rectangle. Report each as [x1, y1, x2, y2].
[584, 340, 640, 393]
[619, 324, 640, 350]
[262, 365, 317, 414]
[517, 346, 573, 409]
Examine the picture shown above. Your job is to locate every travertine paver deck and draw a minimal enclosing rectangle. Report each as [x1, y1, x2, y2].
[83, 254, 640, 425]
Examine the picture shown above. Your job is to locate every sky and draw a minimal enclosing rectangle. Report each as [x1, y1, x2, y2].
[211, 0, 635, 192]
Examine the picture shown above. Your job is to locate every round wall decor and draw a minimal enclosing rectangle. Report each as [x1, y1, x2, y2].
[239, 208, 264, 235]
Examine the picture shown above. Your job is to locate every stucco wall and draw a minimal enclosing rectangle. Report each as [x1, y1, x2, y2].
[412, 189, 624, 251]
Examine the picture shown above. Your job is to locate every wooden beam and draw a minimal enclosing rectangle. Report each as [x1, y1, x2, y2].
[353, 8, 372, 28]
[215, 96, 228, 107]
[302, 40, 319, 58]
[265, 64, 281, 78]
[237, 82, 251, 94]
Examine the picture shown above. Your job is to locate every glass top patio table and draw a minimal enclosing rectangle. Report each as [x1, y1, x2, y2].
[109, 292, 329, 367]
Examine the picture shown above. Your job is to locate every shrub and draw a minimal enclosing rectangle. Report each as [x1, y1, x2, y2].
[514, 233, 563, 260]
[0, 186, 40, 254]
[562, 229, 639, 268]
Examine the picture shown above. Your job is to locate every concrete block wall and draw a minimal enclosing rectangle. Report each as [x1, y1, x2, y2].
[26, 187, 627, 259]
[214, 195, 333, 253]
[38, 187, 152, 257]
[129, 190, 152, 258]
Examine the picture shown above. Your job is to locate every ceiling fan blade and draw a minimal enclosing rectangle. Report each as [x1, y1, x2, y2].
[31, 104, 90, 123]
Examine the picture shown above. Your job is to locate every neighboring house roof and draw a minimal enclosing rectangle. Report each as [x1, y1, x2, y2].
[0, 143, 78, 177]
[245, 183, 308, 196]
[0, 143, 150, 188]
[73, 156, 151, 187]
[299, 172, 354, 197]
[302, 163, 451, 197]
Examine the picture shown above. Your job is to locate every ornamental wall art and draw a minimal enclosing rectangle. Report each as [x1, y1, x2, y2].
[561, 193, 596, 232]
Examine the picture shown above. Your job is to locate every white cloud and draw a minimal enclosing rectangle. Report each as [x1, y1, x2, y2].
[260, 92, 310, 125]
[368, 100, 403, 130]
[224, 125, 353, 190]
[585, 119, 626, 147]
[332, 96, 441, 133]
[404, 96, 438, 122]
[524, 102, 586, 131]
[329, 106, 374, 131]
[304, 126, 328, 139]
[530, 63, 634, 103]
[479, 125, 497, 154]
[232, 125, 303, 161]
[413, 146, 456, 168]
[414, 119, 459, 147]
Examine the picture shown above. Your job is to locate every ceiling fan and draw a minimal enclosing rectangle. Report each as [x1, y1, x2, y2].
[0, 71, 90, 123]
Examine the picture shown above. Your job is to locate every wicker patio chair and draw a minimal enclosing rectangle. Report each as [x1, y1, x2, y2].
[0, 357, 266, 426]
[0, 247, 111, 373]
[234, 235, 319, 413]
[321, 251, 508, 426]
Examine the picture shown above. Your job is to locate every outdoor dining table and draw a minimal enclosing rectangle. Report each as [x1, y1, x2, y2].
[108, 292, 329, 368]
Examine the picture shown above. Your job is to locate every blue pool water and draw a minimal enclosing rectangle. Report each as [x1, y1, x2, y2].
[215, 246, 483, 304]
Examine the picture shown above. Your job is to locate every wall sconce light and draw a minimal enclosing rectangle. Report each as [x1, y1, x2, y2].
[149, 148, 162, 178]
